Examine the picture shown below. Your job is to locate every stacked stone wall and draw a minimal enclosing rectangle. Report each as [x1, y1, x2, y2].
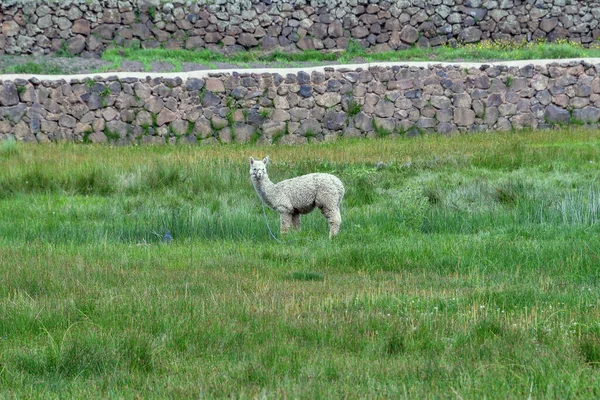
[2, 61, 600, 145]
[1, 0, 600, 56]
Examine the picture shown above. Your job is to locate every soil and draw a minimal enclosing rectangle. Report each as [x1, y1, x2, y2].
[0, 54, 346, 75]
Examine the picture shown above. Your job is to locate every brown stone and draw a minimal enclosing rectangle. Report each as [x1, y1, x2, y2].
[156, 109, 177, 126]
[205, 78, 225, 93]
[73, 20, 91, 36]
[66, 35, 86, 55]
[2, 21, 19, 37]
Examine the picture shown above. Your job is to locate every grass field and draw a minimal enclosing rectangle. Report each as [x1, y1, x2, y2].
[2, 40, 600, 75]
[99, 40, 600, 72]
[1, 129, 600, 398]
[102, 41, 600, 71]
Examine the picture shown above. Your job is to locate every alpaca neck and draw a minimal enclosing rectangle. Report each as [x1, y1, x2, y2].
[253, 175, 276, 205]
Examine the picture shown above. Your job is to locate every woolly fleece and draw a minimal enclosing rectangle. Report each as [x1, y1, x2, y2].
[250, 157, 345, 238]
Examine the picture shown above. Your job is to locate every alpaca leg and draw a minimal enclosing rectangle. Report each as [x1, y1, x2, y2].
[292, 213, 301, 230]
[280, 213, 293, 235]
[322, 208, 342, 239]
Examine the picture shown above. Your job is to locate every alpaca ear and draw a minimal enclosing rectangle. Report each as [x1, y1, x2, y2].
[263, 156, 269, 164]
[250, 157, 255, 165]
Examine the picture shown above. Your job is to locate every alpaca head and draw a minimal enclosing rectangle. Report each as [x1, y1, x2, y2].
[249, 156, 269, 180]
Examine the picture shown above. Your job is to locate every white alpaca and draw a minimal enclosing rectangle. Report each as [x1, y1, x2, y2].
[250, 156, 345, 239]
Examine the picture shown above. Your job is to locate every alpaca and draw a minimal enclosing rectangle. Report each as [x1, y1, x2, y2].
[250, 156, 345, 239]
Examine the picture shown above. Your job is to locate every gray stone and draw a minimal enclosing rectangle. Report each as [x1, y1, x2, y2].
[405, 89, 421, 99]
[399, 26, 418, 44]
[453, 93, 472, 108]
[170, 119, 189, 136]
[180, 135, 198, 145]
[570, 97, 590, 109]
[299, 85, 312, 98]
[211, 116, 228, 130]
[296, 118, 322, 136]
[575, 84, 592, 97]
[134, 82, 152, 100]
[430, 96, 451, 109]
[328, 21, 344, 38]
[41, 120, 58, 134]
[202, 92, 222, 107]
[131, 23, 152, 39]
[193, 117, 213, 138]
[474, 75, 491, 89]
[238, 33, 259, 47]
[185, 78, 205, 91]
[91, 24, 115, 40]
[484, 106, 500, 125]
[374, 117, 395, 133]
[375, 100, 395, 118]
[487, 93, 503, 107]
[106, 120, 129, 138]
[512, 113, 538, 129]
[59, 114, 77, 128]
[417, 118, 437, 129]
[234, 124, 255, 143]
[545, 105, 570, 124]
[88, 131, 108, 143]
[458, 27, 482, 43]
[37, 15, 53, 30]
[0, 83, 20, 106]
[531, 75, 549, 91]
[354, 112, 374, 131]
[437, 123, 457, 135]
[324, 111, 347, 130]
[540, 18, 558, 33]
[536, 89, 552, 106]
[218, 127, 232, 143]
[272, 109, 290, 122]
[290, 107, 310, 121]
[454, 108, 476, 126]
[496, 117, 513, 131]
[279, 134, 308, 145]
[136, 110, 153, 126]
[65, 35, 86, 55]
[274, 96, 290, 109]
[572, 107, 600, 123]
[144, 97, 164, 114]
[14, 121, 35, 142]
[351, 26, 370, 39]
[0, 104, 27, 123]
[102, 108, 119, 122]
[142, 136, 165, 145]
[316, 93, 341, 108]
[262, 121, 287, 137]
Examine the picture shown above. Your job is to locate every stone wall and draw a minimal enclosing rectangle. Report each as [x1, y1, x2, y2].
[1, 0, 600, 56]
[2, 61, 600, 145]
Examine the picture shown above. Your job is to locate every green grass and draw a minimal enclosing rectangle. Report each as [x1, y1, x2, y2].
[2, 128, 600, 397]
[0, 61, 71, 75]
[3, 40, 598, 75]
[98, 40, 600, 72]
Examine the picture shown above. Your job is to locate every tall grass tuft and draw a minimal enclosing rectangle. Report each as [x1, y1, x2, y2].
[0, 137, 18, 157]
[579, 336, 600, 367]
